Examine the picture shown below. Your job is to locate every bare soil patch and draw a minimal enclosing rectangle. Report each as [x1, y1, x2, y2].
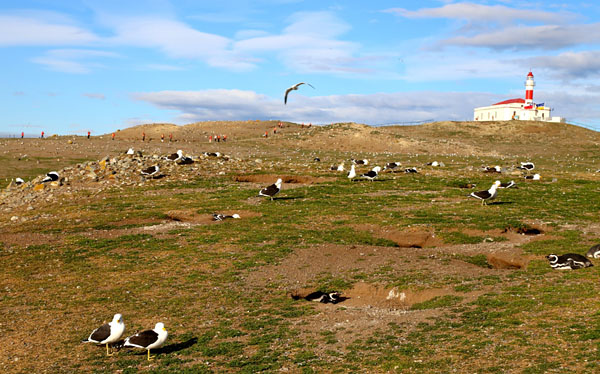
[351, 224, 443, 248]
[234, 174, 334, 184]
[290, 282, 460, 309]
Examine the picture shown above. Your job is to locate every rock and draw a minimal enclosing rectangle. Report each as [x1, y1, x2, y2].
[10, 216, 18, 222]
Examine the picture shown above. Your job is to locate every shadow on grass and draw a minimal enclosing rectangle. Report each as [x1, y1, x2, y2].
[116, 337, 199, 356]
[273, 196, 303, 200]
[487, 201, 514, 205]
[157, 337, 198, 354]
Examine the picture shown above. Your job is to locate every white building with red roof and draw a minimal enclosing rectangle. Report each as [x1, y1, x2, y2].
[474, 72, 564, 122]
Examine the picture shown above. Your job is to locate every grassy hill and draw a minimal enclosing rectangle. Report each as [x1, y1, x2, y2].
[1, 120, 600, 373]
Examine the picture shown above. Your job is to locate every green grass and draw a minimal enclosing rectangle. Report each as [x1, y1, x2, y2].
[4, 148, 600, 373]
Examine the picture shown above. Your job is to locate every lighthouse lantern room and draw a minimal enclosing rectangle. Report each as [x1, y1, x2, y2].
[473, 71, 564, 123]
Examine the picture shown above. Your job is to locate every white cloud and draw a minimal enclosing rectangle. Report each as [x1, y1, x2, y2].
[142, 63, 186, 71]
[31, 49, 120, 73]
[133, 89, 498, 125]
[234, 11, 370, 74]
[83, 93, 106, 100]
[515, 51, 600, 79]
[2, 9, 381, 75]
[385, 3, 566, 24]
[442, 24, 600, 50]
[0, 14, 99, 46]
[133, 88, 600, 129]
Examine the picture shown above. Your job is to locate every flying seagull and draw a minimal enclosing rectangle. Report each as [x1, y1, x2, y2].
[284, 82, 314, 104]
[123, 322, 168, 361]
[82, 313, 125, 356]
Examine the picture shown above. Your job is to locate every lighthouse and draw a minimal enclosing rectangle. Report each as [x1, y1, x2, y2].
[525, 71, 535, 105]
[473, 71, 564, 123]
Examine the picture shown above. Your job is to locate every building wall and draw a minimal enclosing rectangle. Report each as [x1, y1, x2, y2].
[474, 105, 560, 122]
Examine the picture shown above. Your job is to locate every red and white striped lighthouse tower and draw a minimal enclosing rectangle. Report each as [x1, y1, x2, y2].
[525, 71, 535, 105]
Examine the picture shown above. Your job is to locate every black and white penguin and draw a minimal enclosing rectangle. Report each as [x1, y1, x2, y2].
[213, 213, 241, 221]
[546, 253, 593, 270]
[42, 171, 59, 183]
[586, 244, 600, 259]
[304, 291, 342, 304]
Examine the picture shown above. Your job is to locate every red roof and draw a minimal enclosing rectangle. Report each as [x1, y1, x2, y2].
[527, 71, 534, 77]
[492, 98, 525, 106]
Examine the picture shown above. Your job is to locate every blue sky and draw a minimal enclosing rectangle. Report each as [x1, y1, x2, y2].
[2, 0, 600, 135]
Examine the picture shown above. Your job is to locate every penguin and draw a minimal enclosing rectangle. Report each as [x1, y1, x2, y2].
[546, 253, 593, 270]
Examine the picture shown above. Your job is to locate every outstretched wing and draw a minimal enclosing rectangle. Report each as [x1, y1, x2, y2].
[284, 87, 293, 104]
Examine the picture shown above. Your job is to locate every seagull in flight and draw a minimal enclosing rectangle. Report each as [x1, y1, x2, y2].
[284, 82, 315, 104]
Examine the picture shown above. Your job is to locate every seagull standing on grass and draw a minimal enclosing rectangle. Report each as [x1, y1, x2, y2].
[361, 166, 381, 181]
[331, 162, 344, 171]
[384, 162, 401, 171]
[347, 164, 356, 180]
[469, 181, 501, 205]
[82, 313, 125, 356]
[123, 322, 168, 361]
[284, 82, 315, 104]
[258, 178, 282, 200]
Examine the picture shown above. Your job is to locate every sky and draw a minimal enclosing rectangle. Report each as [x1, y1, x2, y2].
[2, 0, 600, 135]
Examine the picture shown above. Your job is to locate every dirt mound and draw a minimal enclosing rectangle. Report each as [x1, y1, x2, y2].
[486, 253, 529, 269]
[351, 224, 442, 248]
[503, 224, 545, 235]
[165, 209, 260, 223]
[289, 282, 459, 309]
